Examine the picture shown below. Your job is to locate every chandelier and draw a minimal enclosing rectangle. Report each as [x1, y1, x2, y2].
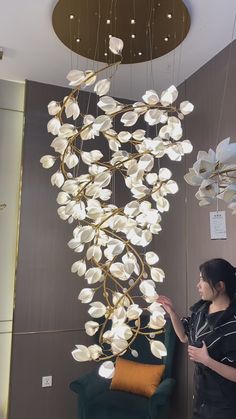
[185, 138, 236, 213]
[40, 36, 194, 378]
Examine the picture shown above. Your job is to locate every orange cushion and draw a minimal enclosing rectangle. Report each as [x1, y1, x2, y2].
[110, 357, 165, 398]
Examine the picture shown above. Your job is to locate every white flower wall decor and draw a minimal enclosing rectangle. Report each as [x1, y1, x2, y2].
[40, 37, 194, 378]
[184, 137, 236, 214]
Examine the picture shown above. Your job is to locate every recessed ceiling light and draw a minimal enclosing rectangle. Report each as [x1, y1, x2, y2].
[106, 19, 111, 24]
[131, 19, 135, 24]
[104, 52, 108, 56]
[167, 13, 172, 19]
[138, 52, 142, 56]
[69, 14, 75, 20]
[109, 34, 112, 38]
[164, 36, 169, 42]
[76, 37, 81, 43]
[131, 34, 136, 38]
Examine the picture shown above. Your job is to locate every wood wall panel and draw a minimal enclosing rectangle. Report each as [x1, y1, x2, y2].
[9, 330, 94, 419]
[13, 81, 97, 333]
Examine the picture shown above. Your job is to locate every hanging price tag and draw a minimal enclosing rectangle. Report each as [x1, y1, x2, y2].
[209, 211, 227, 240]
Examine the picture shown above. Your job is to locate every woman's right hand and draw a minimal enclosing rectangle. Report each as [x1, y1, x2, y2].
[156, 295, 175, 315]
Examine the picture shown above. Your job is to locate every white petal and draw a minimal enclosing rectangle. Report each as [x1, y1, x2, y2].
[150, 268, 165, 282]
[150, 340, 167, 358]
[71, 260, 86, 276]
[127, 304, 143, 320]
[65, 153, 79, 169]
[142, 90, 159, 105]
[94, 79, 111, 96]
[81, 150, 103, 165]
[145, 252, 159, 265]
[155, 197, 170, 212]
[50, 137, 68, 154]
[57, 206, 70, 220]
[160, 85, 178, 106]
[79, 226, 95, 243]
[132, 129, 146, 140]
[110, 263, 130, 281]
[146, 173, 158, 185]
[78, 288, 95, 303]
[94, 172, 111, 187]
[67, 70, 85, 86]
[86, 245, 102, 262]
[48, 101, 61, 116]
[65, 100, 80, 120]
[97, 96, 118, 113]
[216, 139, 236, 164]
[84, 70, 96, 86]
[144, 109, 163, 126]
[181, 139, 193, 154]
[164, 180, 179, 194]
[47, 117, 61, 135]
[138, 154, 154, 172]
[51, 171, 64, 188]
[88, 344, 102, 360]
[85, 321, 99, 336]
[93, 115, 112, 132]
[59, 123, 77, 138]
[159, 168, 172, 181]
[124, 201, 140, 217]
[72, 345, 90, 361]
[118, 131, 132, 143]
[98, 361, 115, 378]
[109, 37, 124, 55]
[148, 302, 166, 316]
[57, 192, 70, 205]
[111, 339, 128, 355]
[179, 101, 194, 115]
[40, 155, 56, 169]
[149, 314, 166, 330]
[121, 111, 139, 127]
[88, 302, 107, 318]
[85, 268, 102, 284]
[139, 280, 156, 297]
[112, 307, 127, 325]
[112, 292, 130, 308]
[99, 189, 112, 201]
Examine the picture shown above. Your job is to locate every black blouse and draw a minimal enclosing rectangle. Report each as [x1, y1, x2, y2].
[182, 298, 236, 408]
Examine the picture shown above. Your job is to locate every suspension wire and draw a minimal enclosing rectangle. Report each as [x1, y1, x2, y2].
[171, 0, 176, 86]
[183, 78, 189, 419]
[176, 8, 185, 87]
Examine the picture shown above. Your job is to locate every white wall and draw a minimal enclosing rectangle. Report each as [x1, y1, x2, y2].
[0, 79, 24, 419]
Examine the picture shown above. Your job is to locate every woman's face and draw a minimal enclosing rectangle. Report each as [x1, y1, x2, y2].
[197, 275, 217, 301]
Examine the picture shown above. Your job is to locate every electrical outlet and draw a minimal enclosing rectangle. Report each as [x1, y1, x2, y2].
[42, 375, 52, 387]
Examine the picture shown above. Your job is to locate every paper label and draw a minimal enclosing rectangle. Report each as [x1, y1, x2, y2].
[209, 211, 227, 240]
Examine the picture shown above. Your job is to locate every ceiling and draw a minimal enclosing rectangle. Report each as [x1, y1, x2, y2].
[1, 0, 236, 100]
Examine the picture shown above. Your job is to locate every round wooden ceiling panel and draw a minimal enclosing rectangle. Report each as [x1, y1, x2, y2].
[52, 0, 190, 64]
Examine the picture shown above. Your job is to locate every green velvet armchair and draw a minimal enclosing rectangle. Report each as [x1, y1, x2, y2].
[70, 318, 176, 419]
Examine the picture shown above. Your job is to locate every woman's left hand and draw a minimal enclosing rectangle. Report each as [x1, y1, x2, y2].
[188, 341, 210, 366]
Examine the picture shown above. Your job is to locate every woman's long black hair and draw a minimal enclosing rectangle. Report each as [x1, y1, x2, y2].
[200, 258, 236, 300]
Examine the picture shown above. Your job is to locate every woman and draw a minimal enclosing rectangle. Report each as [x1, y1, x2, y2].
[157, 258, 236, 419]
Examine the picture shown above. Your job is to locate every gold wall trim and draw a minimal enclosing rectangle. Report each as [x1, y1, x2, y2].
[0, 107, 24, 113]
[12, 328, 85, 335]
